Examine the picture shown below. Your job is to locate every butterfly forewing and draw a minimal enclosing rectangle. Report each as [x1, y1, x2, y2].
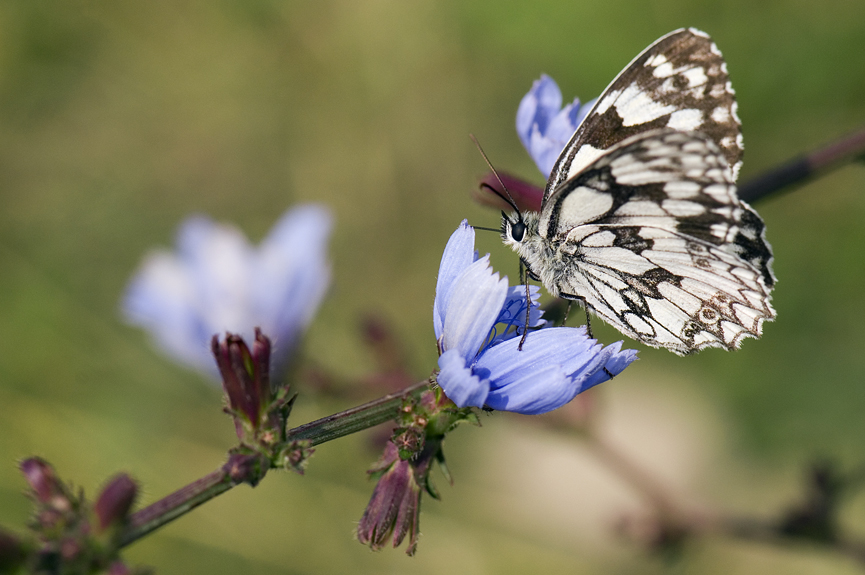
[540, 129, 774, 354]
[545, 28, 743, 205]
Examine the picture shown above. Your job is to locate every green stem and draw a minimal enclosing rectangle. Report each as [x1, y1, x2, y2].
[119, 379, 432, 548]
[286, 380, 431, 446]
[119, 468, 232, 547]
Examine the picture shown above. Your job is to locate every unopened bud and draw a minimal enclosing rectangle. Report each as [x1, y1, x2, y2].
[20, 458, 65, 504]
[94, 474, 138, 533]
[474, 171, 544, 213]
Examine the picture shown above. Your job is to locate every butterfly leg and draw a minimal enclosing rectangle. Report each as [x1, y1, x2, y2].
[558, 293, 593, 336]
[559, 292, 614, 379]
[518, 280, 531, 351]
[517, 259, 542, 351]
[561, 300, 573, 326]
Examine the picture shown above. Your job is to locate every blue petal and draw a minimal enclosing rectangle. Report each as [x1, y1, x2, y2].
[516, 75, 563, 153]
[253, 204, 333, 363]
[437, 349, 490, 408]
[440, 256, 508, 363]
[578, 341, 639, 392]
[485, 363, 571, 415]
[122, 205, 333, 380]
[474, 327, 637, 414]
[433, 221, 477, 340]
[516, 75, 598, 177]
[475, 328, 596, 413]
[122, 251, 217, 374]
[493, 285, 545, 339]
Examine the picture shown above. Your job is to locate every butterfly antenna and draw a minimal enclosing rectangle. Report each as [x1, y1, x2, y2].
[469, 134, 522, 217]
[471, 225, 502, 234]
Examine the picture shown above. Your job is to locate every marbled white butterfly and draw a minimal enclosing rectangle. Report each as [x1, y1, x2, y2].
[501, 28, 775, 355]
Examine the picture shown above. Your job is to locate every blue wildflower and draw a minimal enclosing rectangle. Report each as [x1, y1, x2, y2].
[434, 221, 636, 415]
[122, 204, 332, 377]
[516, 74, 597, 177]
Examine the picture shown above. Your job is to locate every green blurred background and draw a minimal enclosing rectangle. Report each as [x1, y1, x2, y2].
[1, 1, 864, 573]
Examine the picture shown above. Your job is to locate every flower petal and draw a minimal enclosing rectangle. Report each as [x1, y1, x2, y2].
[474, 327, 637, 414]
[490, 285, 545, 346]
[433, 221, 477, 339]
[122, 206, 333, 379]
[516, 75, 596, 177]
[516, 75, 562, 153]
[437, 349, 489, 408]
[253, 204, 333, 362]
[122, 250, 218, 373]
[475, 328, 593, 413]
[577, 341, 639, 392]
[485, 362, 571, 415]
[440, 255, 508, 362]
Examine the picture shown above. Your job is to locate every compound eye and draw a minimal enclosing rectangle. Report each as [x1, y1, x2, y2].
[511, 221, 525, 242]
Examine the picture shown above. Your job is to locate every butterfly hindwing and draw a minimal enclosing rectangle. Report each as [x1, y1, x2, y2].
[539, 129, 774, 354]
[545, 28, 743, 204]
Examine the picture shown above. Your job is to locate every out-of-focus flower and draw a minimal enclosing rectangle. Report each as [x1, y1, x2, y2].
[122, 204, 332, 377]
[473, 171, 545, 213]
[17, 459, 147, 573]
[516, 74, 596, 177]
[434, 221, 637, 415]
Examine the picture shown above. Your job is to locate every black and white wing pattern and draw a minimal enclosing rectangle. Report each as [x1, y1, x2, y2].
[502, 28, 774, 354]
[539, 129, 774, 354]
[545, 28, 743, 202]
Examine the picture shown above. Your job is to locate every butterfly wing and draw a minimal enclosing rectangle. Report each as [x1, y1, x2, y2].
[540, 129, 774, 354]
[545, 28, 743, 205]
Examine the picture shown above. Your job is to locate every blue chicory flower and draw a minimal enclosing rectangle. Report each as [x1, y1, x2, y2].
[434, 221, 636, 415]
[516, 74, 597, 177]
[122, 204, 332, 378]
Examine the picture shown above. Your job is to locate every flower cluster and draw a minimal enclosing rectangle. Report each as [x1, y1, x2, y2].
[516, 74, 596, 177]
[434, 221, 636, 414]
[122, 204, 332, 377]
[14, 458, 143, 574]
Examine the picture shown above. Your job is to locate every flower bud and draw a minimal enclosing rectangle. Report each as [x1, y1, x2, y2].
[20, 457, 66, 505]
[93, 474, 138, 533]
[474, 171, 544, 213]
[212, 329, 276, 440]
[357, 443, 422, 556]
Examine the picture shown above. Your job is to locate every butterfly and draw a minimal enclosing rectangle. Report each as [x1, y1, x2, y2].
[499, 28, 775, 355]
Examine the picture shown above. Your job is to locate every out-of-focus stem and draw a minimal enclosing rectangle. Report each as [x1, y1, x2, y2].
[738, 126, 865, 203]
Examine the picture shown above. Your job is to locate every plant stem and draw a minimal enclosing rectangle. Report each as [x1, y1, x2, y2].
[739, 126, 865, 203]
[286, 380, 431, 446]
[119, 468, 232, 547]
[119, 379, 432, 548]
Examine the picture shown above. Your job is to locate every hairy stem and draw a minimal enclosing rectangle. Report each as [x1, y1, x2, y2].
[119, 379, 431, 548]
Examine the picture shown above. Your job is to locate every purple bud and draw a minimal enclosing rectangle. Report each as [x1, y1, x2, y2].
[212, 330, 274, 438]
[94, 474, 138, 533]
[357, 440, 440, 556]
[474, 171, 544, 213]
[20, 458, 66, 505]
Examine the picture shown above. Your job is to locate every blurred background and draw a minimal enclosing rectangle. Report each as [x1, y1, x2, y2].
[1, 1, 864, 573]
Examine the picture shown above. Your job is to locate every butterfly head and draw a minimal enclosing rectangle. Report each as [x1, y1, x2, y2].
[500, 211, 542, 251]
[502, 211, 526, 243]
